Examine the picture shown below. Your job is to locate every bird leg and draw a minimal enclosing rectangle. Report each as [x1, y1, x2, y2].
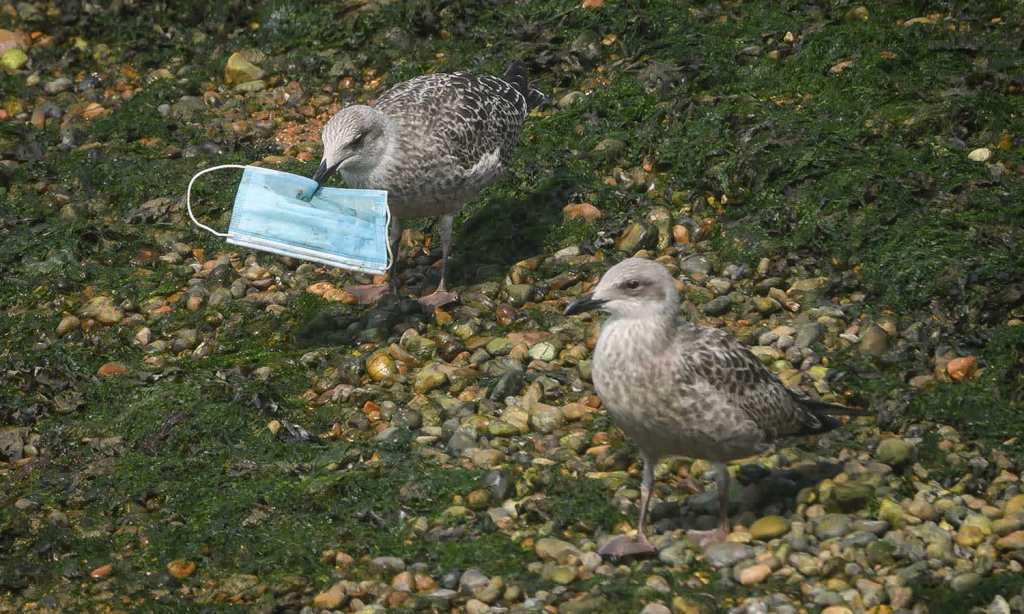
[686, 461, 731, 549]
[418, 213, 459, 309]
[344, 218, 403, 304]
[599, 455, 658, 558]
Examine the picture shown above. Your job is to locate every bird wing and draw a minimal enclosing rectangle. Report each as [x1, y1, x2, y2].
[675, 326, 838, 441]
[375, 72, 529, 172]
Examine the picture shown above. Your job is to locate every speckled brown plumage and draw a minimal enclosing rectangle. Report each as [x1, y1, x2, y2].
[564, 258, 858, 555]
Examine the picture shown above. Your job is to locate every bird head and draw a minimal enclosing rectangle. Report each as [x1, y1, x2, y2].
[312, 105, 388, 188]
[564, 258, 680, 320]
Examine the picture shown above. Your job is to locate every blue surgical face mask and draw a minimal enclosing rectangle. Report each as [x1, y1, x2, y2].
[186, 164, 391, 275]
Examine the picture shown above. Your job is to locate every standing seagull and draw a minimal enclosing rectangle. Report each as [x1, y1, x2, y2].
[564, 258, 860, 557]
[312, 62, 545, 308]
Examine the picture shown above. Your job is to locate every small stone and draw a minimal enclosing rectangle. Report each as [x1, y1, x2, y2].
[875, 438, 912, 466]
[90, 563, 113, 579]
[947, 356, 978, 381]
[703, 296, 732, 316]
[738, 563, 771, 585]
[996, 530, 1024, 550]
[166, 559, 197, 579]
[640, 603, 671, 614]
[44, 77, 72, 94]
[413, 364, 448, 393]
[313, 581, 346, 609]
[224, 51, 264, 85]
[1, 47, 27, 71]
[542, 564, 576, 585]
[370, 556, 406, 573]
[703, 542, 754, 567]
[535, 538, 580, 564]
[79, 295, 124, 324]
[658, 542, 694, 566]
[831, 483, 873, 512]
[367, 353, 397, 382]
[679, 254, 711, 276]
[859, 325, 889, 356]
[528, 341, 560, 361]
[950, 572, 981, 592]
[563, 202, 602, 222]
[615, 222, 655, 253]
[97, 362, 128, 378]
[134, 327, 151, 346]
[794, 322, 823, 348]
[56, 315, 80, 336]
[591, 137, 625, 160]
[845, 5, 869, 21]
[789, 551, 820, 576]
[1005, 495, 1024, 515]
[529, 404, 564, 434]
[968, 147, 992, 162]
[672, 225, 690, 244]
[750, 516, 790, 540]
[815, 514, 852, 540]
[955, 525, 985, 548]
[878, 498, 905, 528]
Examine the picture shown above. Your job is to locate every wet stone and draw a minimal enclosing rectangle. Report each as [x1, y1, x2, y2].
[859, 324, 889, 356]
[658, 542, 694, 566]
[794, 323, 823, 349]
[815, 514, 852, 540]
[703, 542, 753, 567]
[678, 254, 711, 276]
[875, 438, 913, 466]
[750, 515, 790, 540]
[703, 296, 732, 316]
[831, 483, 873, 512]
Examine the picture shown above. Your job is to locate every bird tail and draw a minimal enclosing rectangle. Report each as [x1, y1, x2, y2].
[503, 61, 547, 110]
[793, 393, 868, 436]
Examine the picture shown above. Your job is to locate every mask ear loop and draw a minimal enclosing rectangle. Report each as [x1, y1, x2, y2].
[186, 164, 248, 237]
[383, 198, 393, 272]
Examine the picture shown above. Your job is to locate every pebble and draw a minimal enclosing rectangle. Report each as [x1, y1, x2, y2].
[737, 563, 772, 585]
[703, 295, 732, 316]
[563, 202, 602, 222]
[703, 542, 754, 567]
[859, 324, 889, 356]
[313, 582, 346, 609]
[1, 47, 27, 70]
[370, 556, 405, 573]
[535, 538, 580, 564]
[815, 514, 852, 539]
[97, 362, 128, 378]
[78, 295, 124, 324]
[56, 314, 80, 335]
[968, 147, 992, 162]
[224, 51, 264, 85]
[947, 356, 978, 381]
[996, 530, 1024, 550]
[44, 77, 73, 94]
[167, 559, 197, 579]
[750, 515, 790, 540]
[875, 438, 912, 466]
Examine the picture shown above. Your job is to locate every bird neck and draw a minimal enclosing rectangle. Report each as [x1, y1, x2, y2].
[601, 310, 677, 354]
[371, 114, 400, 183]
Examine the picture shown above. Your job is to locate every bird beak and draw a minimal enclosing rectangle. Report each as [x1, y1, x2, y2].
[564, 293, 608, 316]
[311, 159, 342, 190]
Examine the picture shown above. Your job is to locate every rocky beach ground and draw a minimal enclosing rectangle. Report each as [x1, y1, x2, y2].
[2, 1, 1024, 612]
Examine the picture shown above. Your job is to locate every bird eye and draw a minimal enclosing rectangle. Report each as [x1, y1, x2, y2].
[625, 279, 641, 290]
[351, 132, 366, 147]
